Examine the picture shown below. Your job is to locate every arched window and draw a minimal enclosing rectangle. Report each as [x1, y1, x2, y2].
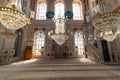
[33, 31, 45, 55]
[74, 32, 85, 55]
[36, 0, 47, 20]
[72, 0, 83, 20]
[55, 0, 64, 19]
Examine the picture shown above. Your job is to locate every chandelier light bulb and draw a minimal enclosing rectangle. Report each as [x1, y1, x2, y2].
[0, 0, 30, 30]
[48, 18, 71, 45]
[92, 0, 120, 42]
[102, 31, 117, 41]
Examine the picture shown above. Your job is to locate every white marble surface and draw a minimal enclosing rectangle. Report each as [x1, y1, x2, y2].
[0, 58, 120, 80]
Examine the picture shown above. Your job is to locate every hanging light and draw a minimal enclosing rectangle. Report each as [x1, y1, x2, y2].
[47, 0, 73, 45]
[92, 0, 120, 41]
[102, 30, 117, 41]
[48, 17, 72, 45]
[0, 0, 30, 30]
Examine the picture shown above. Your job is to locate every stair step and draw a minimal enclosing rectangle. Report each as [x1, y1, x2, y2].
[0, 58, 120, 80]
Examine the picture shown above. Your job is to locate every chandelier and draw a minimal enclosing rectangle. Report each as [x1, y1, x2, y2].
[48, 17, 72, 45]
[0, 0, 30, 30]
[92, 0, 120, 41]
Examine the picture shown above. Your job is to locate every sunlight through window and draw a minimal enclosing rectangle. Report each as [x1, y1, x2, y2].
[36, 0, 47, 20]
[55, 0, 64, 19]
[74, 32, 85, 55]
[72, 0, 83, 20]
[34, 31, 45, 55]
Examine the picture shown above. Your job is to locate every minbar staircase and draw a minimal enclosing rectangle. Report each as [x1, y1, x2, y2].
[0, 58, 120, 80]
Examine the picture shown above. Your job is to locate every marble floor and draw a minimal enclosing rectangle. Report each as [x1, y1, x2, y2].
[0, 58, 120, 80]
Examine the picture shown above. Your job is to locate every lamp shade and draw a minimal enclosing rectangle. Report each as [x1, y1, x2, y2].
[65, 11, 73, 19]
[46, 11, 54, 19]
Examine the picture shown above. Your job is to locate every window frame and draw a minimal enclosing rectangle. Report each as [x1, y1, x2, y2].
[36, 0, 47, 20]
[33, 31, 45, 56]
[54, 0, 65, 19]
[72, 0, 84, 20]
[74, 32, 85, 55]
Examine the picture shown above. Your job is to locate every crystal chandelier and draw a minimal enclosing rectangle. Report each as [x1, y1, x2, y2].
[0, 0, 30, 30]
[102, 31, 117, 42]
[47, 0, 73, 45]
[48, 17, 71, 45]
[92, 0, 120, 41]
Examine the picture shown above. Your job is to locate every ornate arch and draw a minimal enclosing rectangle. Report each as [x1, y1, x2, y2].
[72, 0, 82, 6]
[37, 0, 46, 5]
[55, 0, 64, 4]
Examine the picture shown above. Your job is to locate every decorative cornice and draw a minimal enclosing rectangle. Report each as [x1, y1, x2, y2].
[0, 32, 16, 37]
[91, 5, 120, 24]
